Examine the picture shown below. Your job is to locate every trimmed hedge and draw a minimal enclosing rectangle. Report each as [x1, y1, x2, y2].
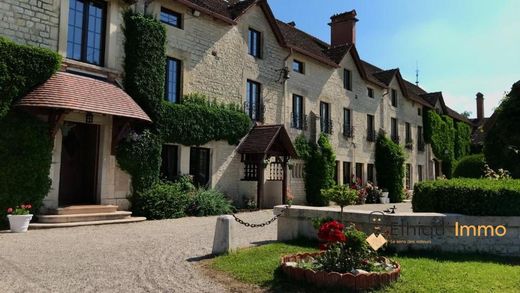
[412, 179, 520, 216]
[453, 154, 486, 178]
[159, 94, 251, 146]
[0, 111, 53, 224]
[375, 132, 405, 203]
[0, 37, 61, 117]
[131, 181, 193, 219]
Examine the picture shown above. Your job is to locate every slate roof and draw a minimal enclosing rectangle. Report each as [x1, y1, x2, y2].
[237, 125, 297, 157]
[16, 72, 151, 122]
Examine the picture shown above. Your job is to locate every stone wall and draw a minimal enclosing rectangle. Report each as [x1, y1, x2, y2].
[275, 205, 520, 257]
[0, 0, 59, 50]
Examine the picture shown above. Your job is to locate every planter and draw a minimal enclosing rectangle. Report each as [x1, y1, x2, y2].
[8, 214, 33, 233]
[281, 253, 400, 290]
[380, 192, 390, 204]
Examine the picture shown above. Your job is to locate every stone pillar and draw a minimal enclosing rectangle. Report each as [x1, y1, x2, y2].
[212, 215, 236, 255]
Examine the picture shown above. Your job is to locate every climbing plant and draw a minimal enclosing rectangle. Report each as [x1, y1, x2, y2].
[295, 134, 336, 206]
[454, 121, 472, 160]
[375, 132, 405, 203]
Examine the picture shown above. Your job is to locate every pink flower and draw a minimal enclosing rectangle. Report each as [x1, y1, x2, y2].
[7, 208, 13, 214]
[20, 205, 25, 209]
[26, 204, 32, 209]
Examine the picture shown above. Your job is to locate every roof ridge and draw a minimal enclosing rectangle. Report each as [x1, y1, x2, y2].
[276, 19, 330, 48]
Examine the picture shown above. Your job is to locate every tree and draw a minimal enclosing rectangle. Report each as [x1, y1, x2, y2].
[484, 81, 520, 178]
[461, 111, 472, 118]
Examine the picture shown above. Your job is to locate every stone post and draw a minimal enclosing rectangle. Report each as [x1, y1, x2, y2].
[212, 215, 236, 255]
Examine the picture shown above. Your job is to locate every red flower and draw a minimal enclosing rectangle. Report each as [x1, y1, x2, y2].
[7, 208, 13, 214]
[318, 221, 347, 249]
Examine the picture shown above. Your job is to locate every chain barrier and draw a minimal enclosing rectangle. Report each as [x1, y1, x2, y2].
[232, 205, 291, 228]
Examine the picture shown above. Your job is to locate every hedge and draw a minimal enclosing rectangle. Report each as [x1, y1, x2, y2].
[0, 36, 61, 117]
[375, 132, 405, 202]
[0, 111, 54, 225]
[159, 94, 251, 146]
[412, 178, 520, 216]
[453, 154, 486, 178]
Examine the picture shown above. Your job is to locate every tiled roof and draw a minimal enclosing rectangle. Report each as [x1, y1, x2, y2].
[237, 125, 297, 157]
[324, 44, 352, 64]
[16, 72, 151, 122]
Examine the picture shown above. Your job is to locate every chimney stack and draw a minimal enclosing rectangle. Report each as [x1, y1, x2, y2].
[476, 92, 484, 121]
[329, 10, 358, 46]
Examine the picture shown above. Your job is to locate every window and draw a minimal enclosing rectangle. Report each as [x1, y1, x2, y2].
[367, 114, 375, 142]
[418, 165, 423, 182]
[160, 145, 179, 181]
[67, 0, 107, 66]
[355, 163, 363, 183]
[367, 164, 375, 183]
[417, 126, 425, 151]
[320, 102, 331, 134]
[405, 164, 412, 189]
[344, 69, 352, 90]
[190, 147, 210, 187]
[246, 80, 262, 121]
[367, 87, 374, 98]
[292, 60, 304, 74]
[405, 122, 412, 142]
[391, 89, 398, 107]
[418, 107, 422, 116]
[334, 161, 340, 184]
[292, 94, 304, 129]
[391, 118, 399, 143]
[160, 7, 182, 28]
[343, 162, 351, 185]
[165, 57, 182, 103]
[343, 108, 353, 138]
[248, 28, 262, 58]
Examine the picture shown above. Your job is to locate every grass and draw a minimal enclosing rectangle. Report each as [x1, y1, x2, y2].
[210, 241, 520, 292]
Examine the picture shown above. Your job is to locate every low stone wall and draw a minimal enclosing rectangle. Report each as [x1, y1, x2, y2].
[275, 205, 520, 257]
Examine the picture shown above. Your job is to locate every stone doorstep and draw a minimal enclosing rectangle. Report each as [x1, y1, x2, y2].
[52, 205, 119, 215]
[37, 211, 132, 223]
[29, 217, 147, 229]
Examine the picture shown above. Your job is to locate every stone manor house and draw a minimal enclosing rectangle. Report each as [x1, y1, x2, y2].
[1, 0, 471, 211]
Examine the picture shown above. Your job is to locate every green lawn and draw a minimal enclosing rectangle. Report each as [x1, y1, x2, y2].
[210, 241, 520, 292]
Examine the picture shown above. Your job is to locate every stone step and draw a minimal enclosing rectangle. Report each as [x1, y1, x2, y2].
[37, 211, 132, 223]
[29, 217, 146, 229]
[52, 205, 119, 215]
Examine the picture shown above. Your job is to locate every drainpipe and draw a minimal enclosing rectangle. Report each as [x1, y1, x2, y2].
[282, 48, 293, 127]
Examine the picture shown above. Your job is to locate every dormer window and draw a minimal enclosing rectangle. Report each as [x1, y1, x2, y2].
[248, 28, 262, 58]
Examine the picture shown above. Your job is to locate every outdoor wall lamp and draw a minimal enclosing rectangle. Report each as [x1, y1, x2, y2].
[85, 112, 94, 124]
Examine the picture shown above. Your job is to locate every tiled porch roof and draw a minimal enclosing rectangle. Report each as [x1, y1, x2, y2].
[16, 72, 151, 122]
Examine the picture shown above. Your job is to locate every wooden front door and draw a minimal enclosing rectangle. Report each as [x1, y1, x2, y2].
[59, 122, 100, 206]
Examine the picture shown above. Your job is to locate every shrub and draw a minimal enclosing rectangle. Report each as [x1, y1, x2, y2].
[484, 80, 520, 178]
[0, 111, 53, 226]
[186, 188, 234, 217]
[412, 178, 520, 216]
[321, 185, 357, 221]
[0, 36, 61, 117]
[375, 132, 405, 203]
[116, 130, 162, 192]
[159, 94, 251, 145]
[295, 134, 336, 206]
[453, 154, 486, 178]
[131, 181, 192, 219]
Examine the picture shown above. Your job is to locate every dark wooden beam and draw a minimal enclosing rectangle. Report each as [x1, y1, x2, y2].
[48, 110, 66, 139]
[282, 161, 288, 205]
[257, 157, 265, 209]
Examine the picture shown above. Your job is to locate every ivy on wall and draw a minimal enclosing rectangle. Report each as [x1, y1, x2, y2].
[295, 134, 336, 206]
[159, 94, 251, 146]
[375, 132, 405, 203]
[423, 110, 472, 177]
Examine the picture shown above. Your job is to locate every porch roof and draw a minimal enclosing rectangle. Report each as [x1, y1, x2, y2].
[237, 124, 297, 157]
[16, 72, 151, 122]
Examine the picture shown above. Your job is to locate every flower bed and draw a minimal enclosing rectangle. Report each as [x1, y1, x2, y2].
[281, 252, 400, 290]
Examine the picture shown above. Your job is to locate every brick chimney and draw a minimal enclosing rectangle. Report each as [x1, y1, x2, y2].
[476, 92, 484, 121]
[329, 10, 358, 46]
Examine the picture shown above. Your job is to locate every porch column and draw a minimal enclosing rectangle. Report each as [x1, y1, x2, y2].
[282, 161, 288, 205]
[257, 158, 265, 209]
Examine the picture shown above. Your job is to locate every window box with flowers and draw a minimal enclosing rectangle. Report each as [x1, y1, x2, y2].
[6, 204, 33, 233]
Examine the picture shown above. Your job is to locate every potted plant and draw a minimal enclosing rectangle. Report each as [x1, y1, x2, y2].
[321, 185, 357, 222]
[6, 204, 33, 233]
[380, 189, 390, 204]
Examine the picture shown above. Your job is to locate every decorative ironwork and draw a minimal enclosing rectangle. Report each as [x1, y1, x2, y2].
[243, 101, 265, 122]
[405, 139, 414, 150]
[417, 138, 425, 152]
[268, 161, 284, 181]
[343, 125, 354, 138]
[391, 135, 400, 144]
[291, 112, 307, 130]
[367, 129, 377, 142]
[321, 119, 333, 135]
[243, 162, 258, 181]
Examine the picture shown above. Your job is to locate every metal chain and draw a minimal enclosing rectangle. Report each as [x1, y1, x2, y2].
[232, 205, 290, 228]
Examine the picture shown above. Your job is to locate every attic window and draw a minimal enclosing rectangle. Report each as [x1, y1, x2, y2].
[367, 87, 374, 98]
[292, 60, 304, 74]
[160, 8, 182, 29]
[418, 108, 422, 116]
[344, 69, 352, 91]
[248, 28, 262, 58]
[391, 89, 398, 107]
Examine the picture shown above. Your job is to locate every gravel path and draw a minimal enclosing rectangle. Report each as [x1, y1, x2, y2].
[0, 210, 277, 293]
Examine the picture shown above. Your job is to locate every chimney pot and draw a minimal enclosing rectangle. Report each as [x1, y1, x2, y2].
[476, 92, 484, 121]
[329, 9, 358, 46]
[288, 21, 296, 27]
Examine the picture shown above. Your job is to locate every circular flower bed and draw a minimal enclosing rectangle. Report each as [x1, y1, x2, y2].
[280, 220, 401, 290]
[281, 253, 400, 290]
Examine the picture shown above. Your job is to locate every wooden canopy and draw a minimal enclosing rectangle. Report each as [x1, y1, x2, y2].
[237, 124, 297, 158]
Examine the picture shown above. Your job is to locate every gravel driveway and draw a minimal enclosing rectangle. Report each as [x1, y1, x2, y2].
[0, 210, 277, 293]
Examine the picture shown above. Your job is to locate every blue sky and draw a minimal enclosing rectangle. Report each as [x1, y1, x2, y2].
[269, 0, 520, 118]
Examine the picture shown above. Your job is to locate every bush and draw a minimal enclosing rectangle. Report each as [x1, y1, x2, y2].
[186, 189, 234, 217]
[0, 111, 53, 226]
[159, 94, 251, 145]
[0, 37, 61, 117]
[116, 130, 162, 192]
[131, 181, 192, 219]
[453, 154, 486, 178]
[375, 132, 405, 203]
[412, 178, 520, 216]
[484, 80, 520, 178]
